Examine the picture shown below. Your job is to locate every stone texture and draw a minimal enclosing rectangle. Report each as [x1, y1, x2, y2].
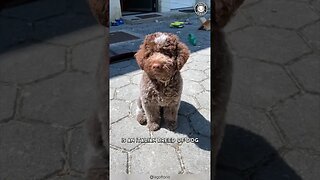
[110, 117, 150, 150]
[273, 94, 320, 151]
[72, 37, 105, 73]
[131, 73, 142, 85]
[228, 27, 311, 64]
[110, 75, 131, 88]
[230, 58, 298, 108]
[0, 85, 17, 121]
[290, 54, 320, 92]
[34, 15, 101, 46]
[225, 12, 250, 33]
[110, 148, 127, 174]
[130, 144, 181, 174]
[110, 100, 130, 123]
[116, 84, 140, 102]
[182, 80, 205, 96]
[200, 78, 210, 91]
[21, 73, 97, 127]
[180, 135, 210, 173]
[182, 69, 208, 82]
[218, 103, 283, 170]
[301, 21, 320, 50]
[244, 0, 319, 29]
[0, 121, 64, 179]
[70, 127, 86, 172]
[0, 43, 65, 84]
[50, 175, 84, 180]
[195, 91, 210, 109]
[283, 150, 320, 180]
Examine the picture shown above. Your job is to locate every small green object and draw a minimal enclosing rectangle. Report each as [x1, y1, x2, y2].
[188, 33, 197, 46]
[170, 21, 184, 28]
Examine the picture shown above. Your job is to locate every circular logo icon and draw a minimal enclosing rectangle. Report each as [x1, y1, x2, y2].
[194, 2, 208, 16]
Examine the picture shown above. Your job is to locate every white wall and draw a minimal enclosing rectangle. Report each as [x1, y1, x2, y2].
[159, 0, 211, 12]
[159, 0, 195, 12]
[110, 0, 122, 22]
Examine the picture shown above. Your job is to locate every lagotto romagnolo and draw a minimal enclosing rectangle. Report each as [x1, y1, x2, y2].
[135, 32, 190, 131]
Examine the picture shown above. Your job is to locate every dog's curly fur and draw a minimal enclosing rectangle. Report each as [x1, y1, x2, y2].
[135, 32, 190, 131]
[213, 0, 245, 178]
[85, 0, 244, 179]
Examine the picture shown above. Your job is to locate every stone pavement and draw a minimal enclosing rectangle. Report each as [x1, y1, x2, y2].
[0, 0, 105, 179]
[0, 0, 319, 180]
[109, 14, 211, 178]
[216, 0, 320, 180]
[109, 50, 211, 177]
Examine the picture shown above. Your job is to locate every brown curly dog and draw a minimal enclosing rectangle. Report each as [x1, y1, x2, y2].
[135, 32, 190, 131]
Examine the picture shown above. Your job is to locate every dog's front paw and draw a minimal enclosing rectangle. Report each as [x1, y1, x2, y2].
[166, 120, 178, 131]
[137, 112, 147, 125]
[147, 122, 160, 131]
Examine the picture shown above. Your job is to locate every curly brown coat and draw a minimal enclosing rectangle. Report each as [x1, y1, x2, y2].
[135, 32, 190, 131]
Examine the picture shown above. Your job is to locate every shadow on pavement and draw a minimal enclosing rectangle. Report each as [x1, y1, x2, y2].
[176, 101, 211, 151]
[216, 125, 302, 180]
[0, 0, 99, 54]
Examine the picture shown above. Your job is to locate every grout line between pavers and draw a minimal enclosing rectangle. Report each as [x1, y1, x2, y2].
[265, 112, 289, 146]
[61, 129, 72, 174]
[282, 65, 305, 92]
[175, 145, 186, 174]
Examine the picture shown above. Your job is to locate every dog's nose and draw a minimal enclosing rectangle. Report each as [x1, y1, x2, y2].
[152, 63, 161, 70]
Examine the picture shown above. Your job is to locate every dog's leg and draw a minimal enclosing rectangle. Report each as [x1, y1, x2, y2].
[163, 103, 179, 131]
[136, 97, 147, 125]
[143, 102, 161, 131]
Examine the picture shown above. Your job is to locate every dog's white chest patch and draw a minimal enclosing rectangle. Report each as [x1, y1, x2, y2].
[154, 34, 168, 44]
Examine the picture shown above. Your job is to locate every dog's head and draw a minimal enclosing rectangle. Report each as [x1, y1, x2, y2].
[135, 32, 190, 82]
[214, 0, 245, 29]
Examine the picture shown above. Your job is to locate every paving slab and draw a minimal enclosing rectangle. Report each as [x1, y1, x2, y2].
[230, 58, 298, 108]
[130, 143, 181, 174]
[21, 73, 97, 127]
[244, 0, 319, 29]
[0, 43, 65, 84]
[0, 85, 17, 121]
[290, 53, 320, 93]
[228, 27, 311, 64]
[218, 103, 283, 171]
[284, 150, 320, 180]
[70, 127, 86, 172]
[273, 94, 320, 151]
[110, 148, 127, 174]
[0, 121, 64, 179]
[301, 21, 320, 51]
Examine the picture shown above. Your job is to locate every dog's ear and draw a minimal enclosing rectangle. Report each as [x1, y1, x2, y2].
[176, 42, 190, 70]
[134, 45, 146, 70]
[135, 34, 157, 70]
[214, 0, 245, 28]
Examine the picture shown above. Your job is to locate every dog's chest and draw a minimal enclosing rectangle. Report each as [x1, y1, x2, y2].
[143, 76, 182, 106]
